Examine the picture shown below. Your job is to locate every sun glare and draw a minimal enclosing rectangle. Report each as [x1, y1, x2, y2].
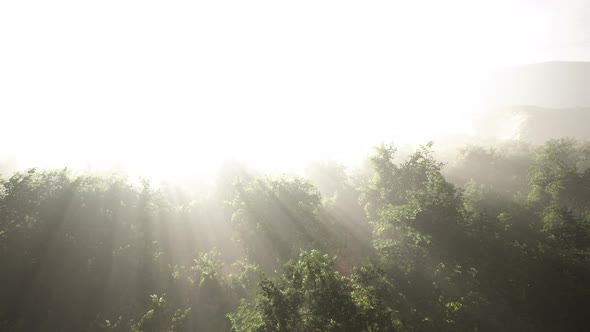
[0, 0, 583, 179]
[2, 1, 590, 331]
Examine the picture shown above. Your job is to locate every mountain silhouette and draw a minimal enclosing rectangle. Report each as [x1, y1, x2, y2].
[478, 61, 590, 143]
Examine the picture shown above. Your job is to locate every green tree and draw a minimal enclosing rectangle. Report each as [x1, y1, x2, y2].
[229, 250, 366, 332]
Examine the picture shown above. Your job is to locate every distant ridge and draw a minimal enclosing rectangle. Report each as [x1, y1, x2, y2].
[486, 61, 590, 108]
[477, 61, 590, 143]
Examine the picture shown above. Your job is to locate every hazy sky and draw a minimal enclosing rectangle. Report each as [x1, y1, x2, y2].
[1, 0, 589, 177]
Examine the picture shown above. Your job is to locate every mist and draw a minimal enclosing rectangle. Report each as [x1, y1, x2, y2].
[1, 1, 590, 331]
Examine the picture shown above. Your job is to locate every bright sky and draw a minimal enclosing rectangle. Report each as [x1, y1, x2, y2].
[1, 0, 589, 178]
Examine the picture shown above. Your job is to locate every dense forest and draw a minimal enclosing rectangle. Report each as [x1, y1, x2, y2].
[1, 138, 589, 331]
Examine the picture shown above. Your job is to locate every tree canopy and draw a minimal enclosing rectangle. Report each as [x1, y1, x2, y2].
[1, 139, 589, 331]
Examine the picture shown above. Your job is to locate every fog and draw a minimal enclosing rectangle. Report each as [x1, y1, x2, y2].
[1, 1, 590, 331]
[2, 0, 589, 179]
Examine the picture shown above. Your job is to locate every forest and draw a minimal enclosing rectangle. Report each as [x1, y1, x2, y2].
[1, 137, 589, 331]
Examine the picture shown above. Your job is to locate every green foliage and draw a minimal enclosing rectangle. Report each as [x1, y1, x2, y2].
[1, 140, 589, 331]
[528, 138, 590, 221]
[229, 250, 370, 331]
[228, 299, 265, 332]
[230, 176, 324, 272]
[447, 142, 533, 195]
[130, 295, 168, 332]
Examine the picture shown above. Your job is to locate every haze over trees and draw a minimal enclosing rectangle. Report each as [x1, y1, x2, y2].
[1, 137, 589, 331]
[2, 0, 590, 330]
